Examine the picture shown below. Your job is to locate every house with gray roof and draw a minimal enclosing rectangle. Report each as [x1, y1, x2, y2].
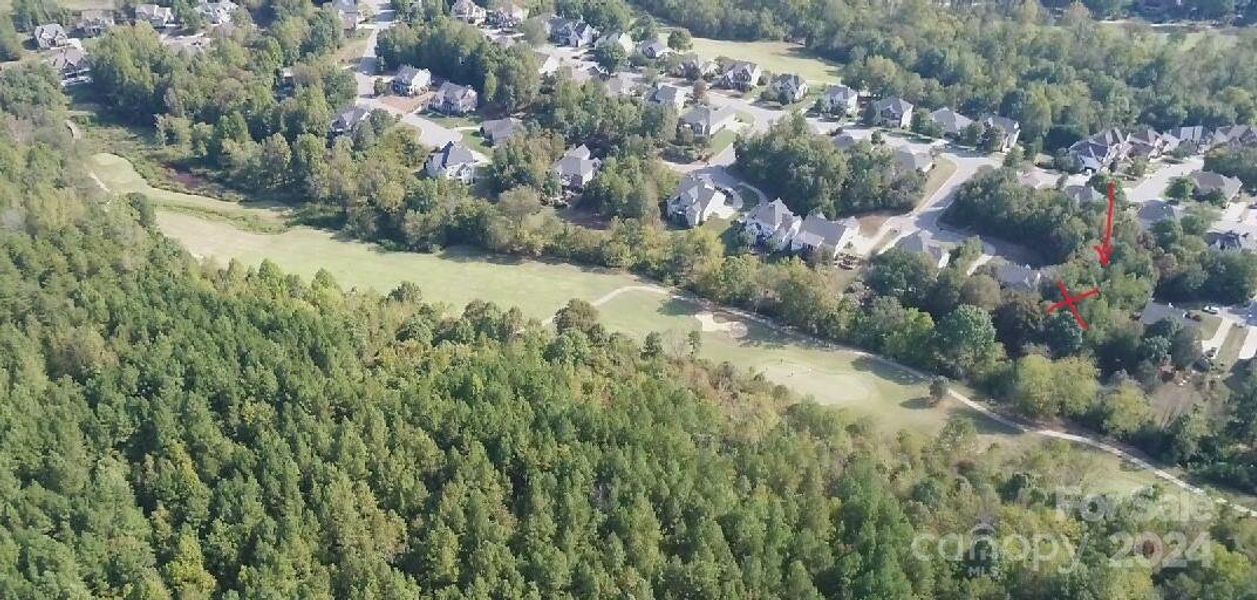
[679, 105, 737, 138]
[426, 141, 479, 183]
[929, 107, 973, 138]
[894, 230, 953, 268]
[1068, 128, 1130, 173]
[34, 23, 69, 49]
[744, 198, 800, 250]
[872, 97, 913, 129]
[197, 0, 238, 25]
[433, 81, 478, 115]
[993, 260, 1043, 292]
[451, 0, 486, 24]
[46, 46, 90, 84]
[1210, 226, 1257, 252]
[768, 73, 808, 104]
[1190, 171, 1243, 202]
[818, 85, 859, 116]
[331, 106, 371, 135]
[76, 10, 115, 36]
[479, 117, 523, 146]
[790, 213, 859, 260]
[1063, 184, 1105, 206]
[637, 40, 669, 59]
[1128, 127, 1174, 159]
[392, 65, 432, 95]
[602, 72, 641, 98]
[1210, 125, 1257, 150]
[667, 176, 728, 228]
[983, 116, 1021, 152]
[551, 18, 597, 48]
[894, 147, 934, 174]
[594, 31, 633, 53]
[553, 146, 601, 190]
[488, 3, 527, 28]
[136, 4, 176, 28]
[331, 0, 361, 31]
[1138, 300, 1195, 329]
[719, 61, 762, 91]
[675, 55, 718, 80]
[1167, 126, 1208, 154]
[1137, 200, 1183, 228]
[647, 84, 689, 111]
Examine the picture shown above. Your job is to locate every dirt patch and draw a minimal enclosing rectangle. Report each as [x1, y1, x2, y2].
[379, 94, 430, 114]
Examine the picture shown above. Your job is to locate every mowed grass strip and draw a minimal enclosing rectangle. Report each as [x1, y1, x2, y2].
[687, 36, 844, 86]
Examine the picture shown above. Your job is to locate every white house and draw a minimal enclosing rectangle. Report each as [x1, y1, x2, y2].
[789, 213, 858, 260]
[392, 65, 432, 96]
[426, 141, 479, 183]
[818, 84, 859, 116]
[667, 176, 728, 227]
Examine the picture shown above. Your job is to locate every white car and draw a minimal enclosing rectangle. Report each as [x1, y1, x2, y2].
[1203, 305, 1219, 315]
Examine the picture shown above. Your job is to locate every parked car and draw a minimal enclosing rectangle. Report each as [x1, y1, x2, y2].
[1203, 305, 1219, 314]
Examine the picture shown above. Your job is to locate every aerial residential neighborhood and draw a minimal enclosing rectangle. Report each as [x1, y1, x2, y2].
[5, 0, 1257, 595]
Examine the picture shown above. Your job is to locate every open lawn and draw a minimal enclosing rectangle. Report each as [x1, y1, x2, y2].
[707, 129, 737, 155]
[920, 157, 958, 206]
[687, 36, 844, 86]
[87, 152, 1239, 501]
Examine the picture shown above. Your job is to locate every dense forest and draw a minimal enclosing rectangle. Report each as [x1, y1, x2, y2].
[7, 59, 1257, 598]
[632, 0, 1257, 151]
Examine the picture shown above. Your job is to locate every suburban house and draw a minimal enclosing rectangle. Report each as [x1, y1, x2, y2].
[894, 230, 952, 269]
[993, 261, 1043, 292]
[894, 147, 934, 174]
[1138, 300, 1196, 329]
[594, 31, 633, 53]
[165, 35, 211, 55]
[1136, 200, 1183, 227]
[1190, 171, 1243, 202]
[450, 0, 487, 24]
[667, 176, 728, 228]
[47, 46, 90, 84]
[871, 97, 913, 128]
[76, 10, 116, 36]
[433, 82, 478, 115]
[1210, 125, 1257, 150]
[818, 85, 859, 116]
[647, 84, 689, 111]
[1167, 125, 1209, 154]
[790, 213, 859, 260]
[831, 132, 859, 150]
[768, 73, 809, 104]
[331, 0, 361, 31]
[392, 65, 432, 95]
[637, 40, 669, 59]
[553, 145, 601, 190]
[1210, 226, 1257, 252]
[743, 198, 801, 250]
[534, 51, 561, 75]
[331, 106, 371, 135]
[675, 55, 718, 80]
[551, 18, 597, 48]
[602, 72, 641, 97]
[983, 116, 1021, 152]
[1063, 184, 1106, 206]
[479, 117, 523, 146]
[426, 141, 479, 183]
[135, 4, 176, 28]
[1128, 127, 1175, 159]
[197, 0, 238, 25]
[719, 61, 762, 91]
[1068, 128, 1130, 173]
[679, 105, 738, 138]
[33, 23, 69, 49]
[488, 3, 527, 28]
[929, 107, 973, 138]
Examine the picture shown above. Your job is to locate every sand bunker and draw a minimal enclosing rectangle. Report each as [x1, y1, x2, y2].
[695, 311, 749, 339]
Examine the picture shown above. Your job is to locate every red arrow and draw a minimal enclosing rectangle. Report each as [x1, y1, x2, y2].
[1093, 181, 1115, 267]
[1046, 280, 1101, 330]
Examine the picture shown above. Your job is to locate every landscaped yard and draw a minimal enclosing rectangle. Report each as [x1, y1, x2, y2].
[687, 36, 844, 86]
[707, 129, 738, 155]
[919, 157, 958, 205]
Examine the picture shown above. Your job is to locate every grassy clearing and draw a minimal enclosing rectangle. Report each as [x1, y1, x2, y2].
[919, 157, 958, 205]
[1216, 325, 1247, 368]
[707, 129, 737, 155]
[90, 153, 288, 233]
[687, 36, 844, 86]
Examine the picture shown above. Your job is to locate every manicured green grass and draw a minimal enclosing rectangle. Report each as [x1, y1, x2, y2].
[707, 129, 737, 155]
[89, 152, 1212, 498]
[687, 36, 843, 86]
[1216, 325, 1247, 369]
[919, 157, 958, 206]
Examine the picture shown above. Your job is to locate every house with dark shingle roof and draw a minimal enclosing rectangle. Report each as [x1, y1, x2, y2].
[1190, 171, 1243, 202]
[894, 230, 953, 268]
[479, 117, 523, 146]
[744, 198, 800, 250]
[667, 176, 728, 228]
[331, 106, 371, 135]
[637, 40, 669, 59]
[553, 145, 601, 190]
[872, 97, 913, 129]
[426, 141, 479, 182]
[983, 116, 1021, 152]
[46, 46, 90, 84]
[647, 84, 689, 111]
[433, 82, 478, 115]
[768, 73, 808, 104]
[76, 10, 115, 36]
[929, 107, 973, 138]
[1063, 184, 1105, 206]
[1210, 227, 1257, 252]
[1068, 128, 1130, 173]
[680, 105, 737, 138]
[718, 61, 762, 92]
[818, 85, 859, 116]
[790, 213, 859, 260]
[392, 66, 432, 96]
[993, 260, 1043, 292]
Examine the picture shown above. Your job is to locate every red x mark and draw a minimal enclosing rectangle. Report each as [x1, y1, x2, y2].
[1046, 280, 1101, 330]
